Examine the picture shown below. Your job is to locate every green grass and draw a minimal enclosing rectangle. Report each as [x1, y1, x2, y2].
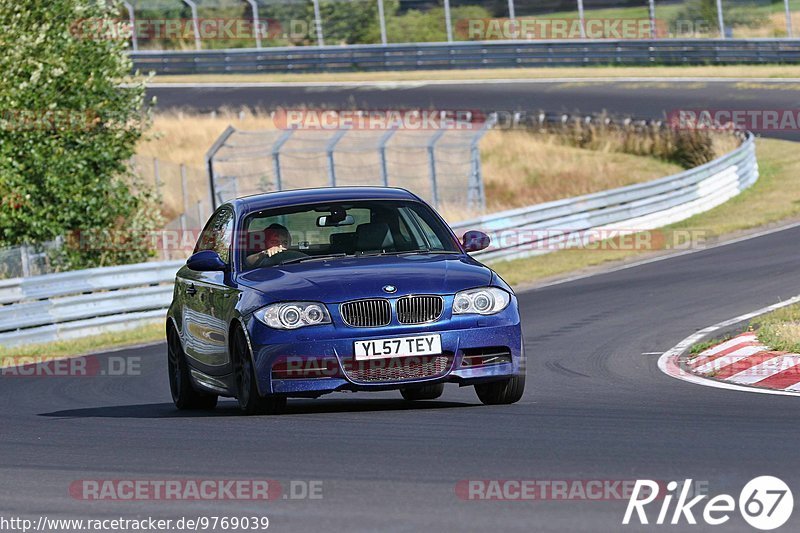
[493, 137, 800, 287]
[751, 303, 800, 353]
[0, 322, 165, 365]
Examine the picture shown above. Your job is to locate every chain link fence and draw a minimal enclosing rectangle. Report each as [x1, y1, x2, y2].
[208, 116, 496, 221]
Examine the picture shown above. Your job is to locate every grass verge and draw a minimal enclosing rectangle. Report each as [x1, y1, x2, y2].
[0, 322, 165, 365]
[493, 137, 800, 287]
[148, 65, 800, 85]
[751, 303, 800, 353]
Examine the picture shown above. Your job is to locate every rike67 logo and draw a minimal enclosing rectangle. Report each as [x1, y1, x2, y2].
[623, 476, 793, 530]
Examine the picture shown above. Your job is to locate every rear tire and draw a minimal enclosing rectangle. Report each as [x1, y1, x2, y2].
[167, 327, 218, 410]
[232, 328, 286, 415]
[474, 373, 525, 405]
[400, 383, 444, 401]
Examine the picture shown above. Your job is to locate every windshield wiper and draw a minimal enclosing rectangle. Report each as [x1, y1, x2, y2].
[278, 253, 347, 265]
[357, 249, 458, 257]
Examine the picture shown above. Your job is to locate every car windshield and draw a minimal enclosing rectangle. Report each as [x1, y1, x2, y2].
[239, 199, 460, 271]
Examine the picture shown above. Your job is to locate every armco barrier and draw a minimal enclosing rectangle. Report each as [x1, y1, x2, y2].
[451, 133, 758, 262]
[131, 39, 800, 74]
[0, 134, 757, 347]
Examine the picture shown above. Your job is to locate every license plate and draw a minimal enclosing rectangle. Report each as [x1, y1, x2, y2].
[354, 334, 442, 361]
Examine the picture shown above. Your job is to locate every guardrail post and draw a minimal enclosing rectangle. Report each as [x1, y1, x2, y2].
[785, 0, 794, 37]
[245, 0, 262, 48]
[443, 0, 453, 42]
[377, 0, 388, 45]
[122, 1, 137, 51]
[312, 0, 325, 46]
[271, 129, 294, 191]
[326, 130, 348, 187]
[181, 0, 202, 50]
[377, 126, 397, 187]
[427, 129, 446, 209]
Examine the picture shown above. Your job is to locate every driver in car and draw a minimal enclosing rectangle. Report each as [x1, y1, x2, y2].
[245, 224, 306, 268]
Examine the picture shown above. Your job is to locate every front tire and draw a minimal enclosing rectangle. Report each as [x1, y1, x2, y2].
[232, 329, 286, 415]
[400, 383, 445, 401]
[474, 373, 525, 405]
[167, 328, 218, 410]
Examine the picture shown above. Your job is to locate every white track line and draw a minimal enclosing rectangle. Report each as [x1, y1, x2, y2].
[657, 295, 800, 397]
[142, 77, 800, 89]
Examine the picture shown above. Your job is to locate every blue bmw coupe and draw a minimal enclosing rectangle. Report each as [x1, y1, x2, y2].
[167, 187, 525, 414]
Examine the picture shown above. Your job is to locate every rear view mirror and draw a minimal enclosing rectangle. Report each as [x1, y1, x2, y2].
[317, 214, 355, 227]
[462, 230, 490, 253]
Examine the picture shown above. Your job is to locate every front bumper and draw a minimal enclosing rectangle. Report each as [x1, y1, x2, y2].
[246, 309, 523, 396]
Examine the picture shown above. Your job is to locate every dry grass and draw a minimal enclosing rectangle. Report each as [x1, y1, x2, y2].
[480, 130, 683, 210]
[751, 303, 800, 353]
[148, 65, 800, 85]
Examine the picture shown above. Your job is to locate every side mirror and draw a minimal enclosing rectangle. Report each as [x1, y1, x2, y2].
[186, 250, 227, 272]
[462, 230, 490, 253]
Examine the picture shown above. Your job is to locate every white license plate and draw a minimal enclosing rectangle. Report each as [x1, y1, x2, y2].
[354, 334, 442, 361]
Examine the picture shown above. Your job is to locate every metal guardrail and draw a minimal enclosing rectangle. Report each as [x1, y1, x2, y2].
[131, 39, 800, 74]
[0, 134, 757, 347]
[451, 133, 758, 262]
[0, 260, 183, 347]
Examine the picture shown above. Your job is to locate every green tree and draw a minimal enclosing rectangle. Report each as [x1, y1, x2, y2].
[0, 0, 161, 269]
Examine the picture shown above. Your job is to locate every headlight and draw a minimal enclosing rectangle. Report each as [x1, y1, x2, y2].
[453, 287, 511, 315]
[254, 302, 331, 329]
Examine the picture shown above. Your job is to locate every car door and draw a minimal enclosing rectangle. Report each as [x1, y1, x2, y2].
[179, 206, 237, 370]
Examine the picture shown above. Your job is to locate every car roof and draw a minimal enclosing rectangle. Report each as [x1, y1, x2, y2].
[231, 186, 420, 214]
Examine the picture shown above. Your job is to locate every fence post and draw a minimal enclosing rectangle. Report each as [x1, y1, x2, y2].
[272, 129, 294, 191]
[153, 158, 161, 191]
[245, 0, 262, 48]
[427, 129, 446, 209]
[377, 126, 397, 187]
[312, 0, 325, 46]
[196, 200, 204, 226]
[468, 113, 497, 211]
[785, 0, 793, 37]
[180, 163, 189, 223]
[443, 0, 453, 42]
[715, 0, 725, 38]
[205, 125, 237, 210]
[20, 245, 31, 278]
[181, 0, 202, 50]
[326, 130, 348, 187]
[377, 0, 388, 45]
[648, 0, 657, 38]
[122, 1, 138, 51]
[577, 0, 586, 38]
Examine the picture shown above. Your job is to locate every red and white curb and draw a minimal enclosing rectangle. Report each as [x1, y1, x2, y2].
[658, 295, 800, 397]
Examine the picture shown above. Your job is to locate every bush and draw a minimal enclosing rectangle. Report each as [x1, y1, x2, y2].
[0, 0, 161, 270]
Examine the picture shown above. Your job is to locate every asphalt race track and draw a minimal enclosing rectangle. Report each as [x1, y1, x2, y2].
[3, 224, 800, 532]
[148, 79, 800, 140]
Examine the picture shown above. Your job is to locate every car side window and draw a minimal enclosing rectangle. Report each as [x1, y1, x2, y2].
[194, 207, 235, 263]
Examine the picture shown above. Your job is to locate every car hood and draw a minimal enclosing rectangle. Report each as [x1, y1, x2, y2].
[236, 254, 492, 303]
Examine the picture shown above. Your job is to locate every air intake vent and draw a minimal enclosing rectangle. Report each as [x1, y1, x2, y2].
[340, 299, 392, 327]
